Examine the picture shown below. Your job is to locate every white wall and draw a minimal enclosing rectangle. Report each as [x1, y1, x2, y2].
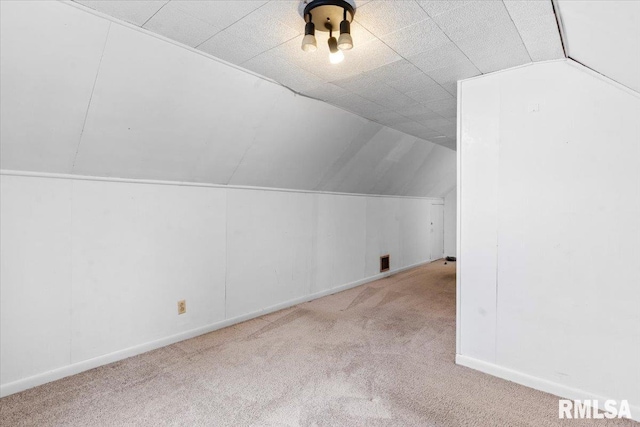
[0, 174, 444, 395]
[457, 60, 640, 419]
[0, 0, 455, 198]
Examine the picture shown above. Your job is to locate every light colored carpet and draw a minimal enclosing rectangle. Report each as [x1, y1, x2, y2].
[0, 261, 635, 426]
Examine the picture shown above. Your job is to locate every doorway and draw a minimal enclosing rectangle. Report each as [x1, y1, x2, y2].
[430, 204, 444, 260]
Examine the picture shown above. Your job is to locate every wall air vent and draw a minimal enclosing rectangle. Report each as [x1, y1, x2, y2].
[380, 255, 390, 273]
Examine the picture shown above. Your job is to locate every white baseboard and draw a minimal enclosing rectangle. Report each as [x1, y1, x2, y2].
[0, 259, 433, 398]
[456, 354, 640, 422]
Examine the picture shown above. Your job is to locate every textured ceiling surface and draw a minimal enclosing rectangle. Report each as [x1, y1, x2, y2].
[1, 0, 456, 197]
[71, 0, 565, 150]
[557, 0, 640, 93]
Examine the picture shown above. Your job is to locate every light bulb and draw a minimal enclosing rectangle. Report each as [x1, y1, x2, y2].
[329, 49, 344, 64]
[301, 34, 317, 52]
[327, 36, 343, 64]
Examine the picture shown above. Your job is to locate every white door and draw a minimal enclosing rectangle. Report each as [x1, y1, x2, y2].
[430, 204, 444, 260]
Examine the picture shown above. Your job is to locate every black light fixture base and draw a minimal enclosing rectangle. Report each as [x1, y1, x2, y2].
[302, 0, 355, 32]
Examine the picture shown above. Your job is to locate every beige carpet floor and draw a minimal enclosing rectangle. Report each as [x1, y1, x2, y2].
[0, 260, 636, 426]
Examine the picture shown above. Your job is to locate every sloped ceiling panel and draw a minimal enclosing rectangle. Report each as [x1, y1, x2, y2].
[0, 1, 110, 173]
[71, 22, 285, 184]
[73, 0, 167, 26]
[503, 0, 564, 62]
[0, 1, 455, 198]
[557, 0, 640, 93]
[69, 0, 566, 150]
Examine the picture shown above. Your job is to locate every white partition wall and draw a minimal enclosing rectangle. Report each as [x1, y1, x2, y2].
[457, 60, 640, 419]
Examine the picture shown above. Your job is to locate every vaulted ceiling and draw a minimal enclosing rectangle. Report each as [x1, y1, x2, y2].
[0, 0, 456, 197]
[72, 0, 566, 150]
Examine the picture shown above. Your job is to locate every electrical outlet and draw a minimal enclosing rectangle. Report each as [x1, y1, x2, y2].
[177, 300, 186, 315]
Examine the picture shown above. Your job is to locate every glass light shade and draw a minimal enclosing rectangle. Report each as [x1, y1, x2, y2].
[338, 33, 353, 50]
[329, 49, 344, 64]
[301, 34, 317, 52]
[338, 19, 353, 50]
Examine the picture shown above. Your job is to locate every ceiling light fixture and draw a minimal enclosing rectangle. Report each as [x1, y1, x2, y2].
[300, 0, 355, 64]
